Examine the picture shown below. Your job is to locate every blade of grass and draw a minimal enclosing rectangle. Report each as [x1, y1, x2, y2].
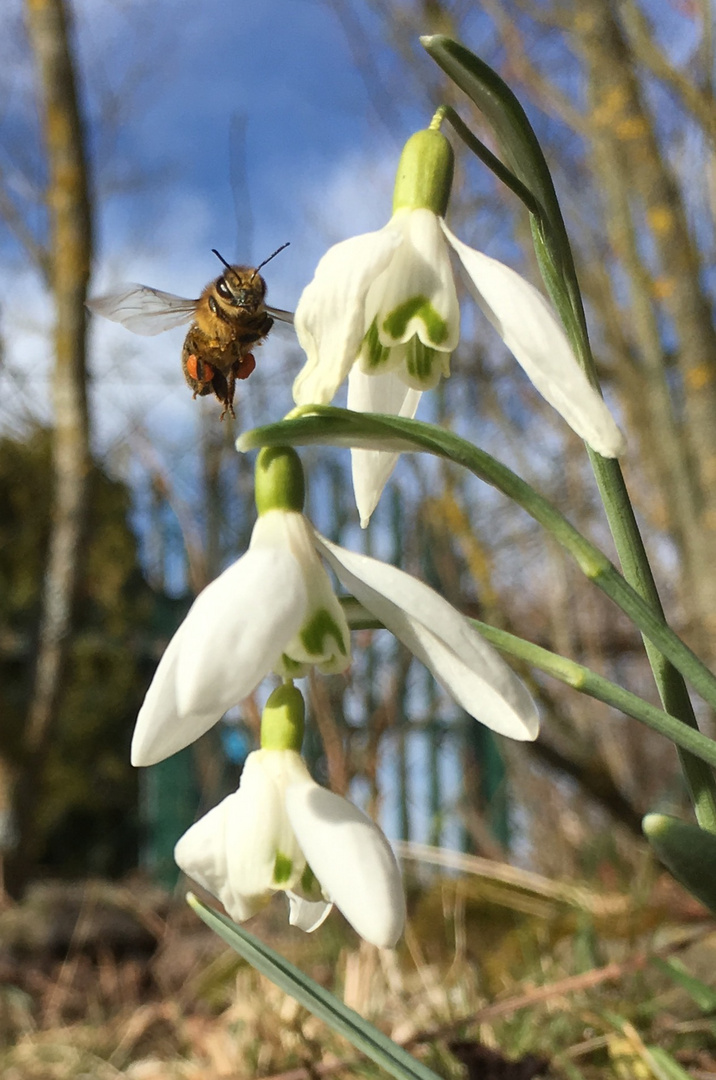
[186, 893, 443, 1080]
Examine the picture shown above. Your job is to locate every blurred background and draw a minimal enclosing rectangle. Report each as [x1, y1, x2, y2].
[2, 1, 716, 1077]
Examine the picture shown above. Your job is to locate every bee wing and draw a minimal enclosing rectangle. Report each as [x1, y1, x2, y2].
[266, 305, 295, 326]
[87, 284, 198, 336]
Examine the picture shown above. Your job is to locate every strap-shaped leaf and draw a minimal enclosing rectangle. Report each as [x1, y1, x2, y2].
[186, 893, 442, 1080]
[643, 814, 716, 915]
[421, 35, 588, 359]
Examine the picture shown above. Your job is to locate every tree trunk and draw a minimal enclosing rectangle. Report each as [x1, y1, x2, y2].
[6, 0, 92, 896]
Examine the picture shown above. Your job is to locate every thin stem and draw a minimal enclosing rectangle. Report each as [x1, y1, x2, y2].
[441, 105, 544, 218]
[338, 594, 716, 769]
[468, 619, 716, 770]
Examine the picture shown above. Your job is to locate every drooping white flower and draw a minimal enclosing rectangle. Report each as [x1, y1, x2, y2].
[292, 126, 624, 526]
[175, 686, 406, 948]
[131, 507, 351, 766]
[132, 448, 539, 768]
[175, 750, 406, 947]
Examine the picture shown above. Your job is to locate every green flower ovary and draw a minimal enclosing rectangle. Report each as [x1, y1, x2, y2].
[382, 295, 449, 346]
[300, 607, 349, 663]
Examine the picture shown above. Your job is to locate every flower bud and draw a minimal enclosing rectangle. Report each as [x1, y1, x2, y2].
[255, 446, 305, 515]
[392, 127, 454, 217]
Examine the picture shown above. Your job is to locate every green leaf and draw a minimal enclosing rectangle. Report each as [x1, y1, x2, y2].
[651, 956, 716, 1012]
[421, 37, 590, 379]
[186, 894, 442, 1080]
[644, 1046, 695, 1080]
[420, 36, 558, 227]
[643, 814, 716, 914]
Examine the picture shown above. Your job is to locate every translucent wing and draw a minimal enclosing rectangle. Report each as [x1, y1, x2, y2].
[87, 284, 199, 336]
[267, 305, 295, 326]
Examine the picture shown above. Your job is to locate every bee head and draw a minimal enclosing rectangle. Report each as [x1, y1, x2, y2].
[211, 244, 289, 310]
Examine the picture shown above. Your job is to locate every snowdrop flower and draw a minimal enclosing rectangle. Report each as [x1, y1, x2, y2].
[175, 685, 405, 947]
[132, 447, 539, 767]
[292, 118, 624, 525]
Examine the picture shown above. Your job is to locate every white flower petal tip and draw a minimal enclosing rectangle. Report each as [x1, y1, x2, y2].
[293, 226, 404, 406]
[286, 783, 406, 948]
[287, 894, 333, 933]
[348, 367, 423, 528]
[130, 548, 309, 767]
[315, 535, 540, 742]
[440, 222, 625, 458]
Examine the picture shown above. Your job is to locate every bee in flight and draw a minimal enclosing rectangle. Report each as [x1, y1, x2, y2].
[87, 245, 293, 419]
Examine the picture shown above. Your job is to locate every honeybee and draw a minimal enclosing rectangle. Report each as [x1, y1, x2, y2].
[87, 245, 293, 418]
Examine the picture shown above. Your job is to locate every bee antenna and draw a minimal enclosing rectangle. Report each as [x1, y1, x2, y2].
[211, 248, 233, 271]
[251, 242, 290, 280]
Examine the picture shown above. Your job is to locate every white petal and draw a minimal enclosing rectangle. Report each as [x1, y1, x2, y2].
[174, 772, 272, 923]
[175, 751, 311, 924]
[292, 226, 403, 405]
[442, 222, 625, 458]
[175, 550, 307, 723]
[316, 535, 539, 740]
[286, 782, 405, 948]
[370, 209, 460, 350]
[130, 620, 186, 766]
[132, 548, 308, 766]
[347, 366, 422, 528]
[287, 893, 333, 933]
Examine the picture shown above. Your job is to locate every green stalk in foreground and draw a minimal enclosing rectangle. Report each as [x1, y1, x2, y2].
[187, 893, 442, 1080]
[238, 409, 716, 828]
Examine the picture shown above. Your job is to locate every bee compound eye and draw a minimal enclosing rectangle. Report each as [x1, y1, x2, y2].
[216, 278, 232, 300]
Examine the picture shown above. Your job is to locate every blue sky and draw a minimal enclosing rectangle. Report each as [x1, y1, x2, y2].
[0, 0, 439, 454]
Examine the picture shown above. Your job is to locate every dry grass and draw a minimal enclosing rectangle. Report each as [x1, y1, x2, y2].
[1, 866, 715, 1080]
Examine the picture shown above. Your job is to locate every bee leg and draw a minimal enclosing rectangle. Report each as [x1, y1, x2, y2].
[219, 368, 237, 422]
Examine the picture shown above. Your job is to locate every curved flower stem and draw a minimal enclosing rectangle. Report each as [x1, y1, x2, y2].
[470, 619, 716, 770]
[338, 595, 716, 770]
[239, 410, 716, 825]
[529, 135, 716, 830]
[440, 106, 543, 218]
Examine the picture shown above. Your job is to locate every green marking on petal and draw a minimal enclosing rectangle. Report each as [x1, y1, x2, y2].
[299, 863, 322, 899]
[361, 318, 391, 370]
[301, 863, 317, 891]
[405, 339, 442, 385]
[300, 608, 349, 661]
[382, 296, 449, 345]
[273, 852, 293, 886]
